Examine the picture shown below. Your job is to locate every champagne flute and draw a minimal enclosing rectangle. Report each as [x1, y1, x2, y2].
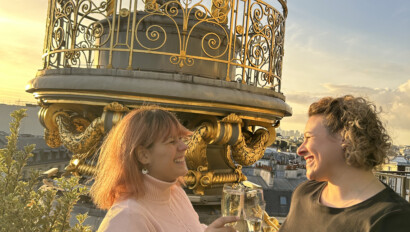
[244, 188, 265, 232]
[221, 183, 244, 226]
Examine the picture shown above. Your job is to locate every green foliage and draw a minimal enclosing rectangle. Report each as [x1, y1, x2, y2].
[0, 109, 92, 232]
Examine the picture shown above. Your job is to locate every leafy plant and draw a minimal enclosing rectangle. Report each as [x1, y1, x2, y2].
[0, 109, 92, 232]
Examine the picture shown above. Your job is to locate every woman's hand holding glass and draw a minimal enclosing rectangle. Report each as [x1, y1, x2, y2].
[205, 216, 240, 232]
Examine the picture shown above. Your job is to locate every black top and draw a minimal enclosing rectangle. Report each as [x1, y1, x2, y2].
[279, 180, 410, 232]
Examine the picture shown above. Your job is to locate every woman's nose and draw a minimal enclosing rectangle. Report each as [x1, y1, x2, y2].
[178, 140, 188, 151]
[297, 142, 306, 156]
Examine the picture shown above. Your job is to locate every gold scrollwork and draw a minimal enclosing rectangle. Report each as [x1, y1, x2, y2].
[185, 113, 243, 172]
[263, 211, 280, 231]
[235, 25, 244, 35]
[46, 102, 129, 156]
[231, 128, 270, 166]
[221, 113, 243, 124]
[185, 125, 210, 170]
[185, 113, 273, 194]
[211, 0, 230, 24]
[222, 145, 235, 169]
[43, 0, 286, 89]
[170, 50, 194, 68]
[55, 112, 104, 154]
[145, 0, 160, 11]
[106, 0, 115, 16]
[184, 166, 246, 195]
[60, 102, 130, 175]
[39, 101, 128, 173]
[44, 128, 62, 148]
[39, 104, 98, 148]
[104, 101, 130, 112]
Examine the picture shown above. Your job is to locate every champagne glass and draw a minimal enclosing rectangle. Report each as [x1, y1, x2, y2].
[221, 183, 244, 226]
[244, 188, 265, 232]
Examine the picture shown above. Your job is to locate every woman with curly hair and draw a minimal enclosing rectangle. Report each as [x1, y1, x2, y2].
[279, 95, 410, 232]
[91, 106, 238, 232]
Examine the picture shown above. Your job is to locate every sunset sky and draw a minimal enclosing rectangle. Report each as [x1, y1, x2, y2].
[0, 0, 409, 145]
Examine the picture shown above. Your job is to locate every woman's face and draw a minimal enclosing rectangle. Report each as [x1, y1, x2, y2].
[145, 135, 188, 182]
[297, 115, 345, 181]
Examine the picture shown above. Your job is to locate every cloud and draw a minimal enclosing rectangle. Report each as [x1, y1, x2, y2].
[322, 83, 380, 96]
[281, 80, 410, 145]
[286, 93, 322, 105]
[322, 82, 410, 131]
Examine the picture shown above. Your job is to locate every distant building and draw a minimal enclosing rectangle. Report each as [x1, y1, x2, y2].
[0, 104, 44, 136]
[0, 132, 72, 178]
[243, 147, 307, 218]
[243, 166, 274, 187]
[0, 104, 72, 176]
[265, 177, 306, 217]
[382, 155, 410, 172]
[403, 146, 410, 160]
[244, 165, 306, 217]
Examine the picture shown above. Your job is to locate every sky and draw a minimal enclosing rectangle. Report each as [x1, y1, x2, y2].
[281, 0, 410, 146]
[0, 0, 409, 145]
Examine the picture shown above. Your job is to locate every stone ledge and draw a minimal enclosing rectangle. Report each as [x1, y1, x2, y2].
[38, 68, 285, 101]
[28, 68, 292, 118]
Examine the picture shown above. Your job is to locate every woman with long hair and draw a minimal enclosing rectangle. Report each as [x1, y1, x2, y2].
[91, 105, 238, 231]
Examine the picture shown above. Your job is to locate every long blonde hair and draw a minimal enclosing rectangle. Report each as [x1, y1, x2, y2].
[90, 105, 190, 210]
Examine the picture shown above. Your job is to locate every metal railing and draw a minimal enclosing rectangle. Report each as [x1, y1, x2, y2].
[375, 171, 410, 202]
[42, 0, 287, 91]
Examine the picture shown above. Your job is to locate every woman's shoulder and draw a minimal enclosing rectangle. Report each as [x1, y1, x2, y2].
[109, 198, 147, 214]
[370, 185, 410, 211]
[99, 199, 155, 231]
[369, 198, 410, 232]
[113, 198, 141, 207]
[295, 180, 325, 192]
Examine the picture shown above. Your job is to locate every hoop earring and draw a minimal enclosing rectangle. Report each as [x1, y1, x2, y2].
[142, 168, 149, 175]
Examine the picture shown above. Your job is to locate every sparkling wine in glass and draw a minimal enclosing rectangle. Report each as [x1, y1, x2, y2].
[221, 183, 244, 226]
[244, 188, 265, 232]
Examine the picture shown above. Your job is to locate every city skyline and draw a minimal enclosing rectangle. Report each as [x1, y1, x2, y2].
[0, 0, 409, 145]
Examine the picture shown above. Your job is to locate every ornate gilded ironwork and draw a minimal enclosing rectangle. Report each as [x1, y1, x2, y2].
[38, 101, 128, 162]
[44, 102, 130, 175]
[211, 0, 230, 24]
[182, 113, 276, 194]
[231, 128, 270, 166]
[186, 124, 211, 170]
[39, 104, 99, 148]
[184, 165, 246, 195]
[263, 211, 280, 231]
[55, 112, 104, 154]
[42, 0, 287, 90]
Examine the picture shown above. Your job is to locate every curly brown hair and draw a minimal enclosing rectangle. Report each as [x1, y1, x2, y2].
[308, 95, 391, 170]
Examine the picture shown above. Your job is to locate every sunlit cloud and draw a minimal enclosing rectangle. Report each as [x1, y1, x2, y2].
[281, 80, 410, 145]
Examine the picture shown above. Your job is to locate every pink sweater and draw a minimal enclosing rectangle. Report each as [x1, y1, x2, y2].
[98, 174, 207, 232]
